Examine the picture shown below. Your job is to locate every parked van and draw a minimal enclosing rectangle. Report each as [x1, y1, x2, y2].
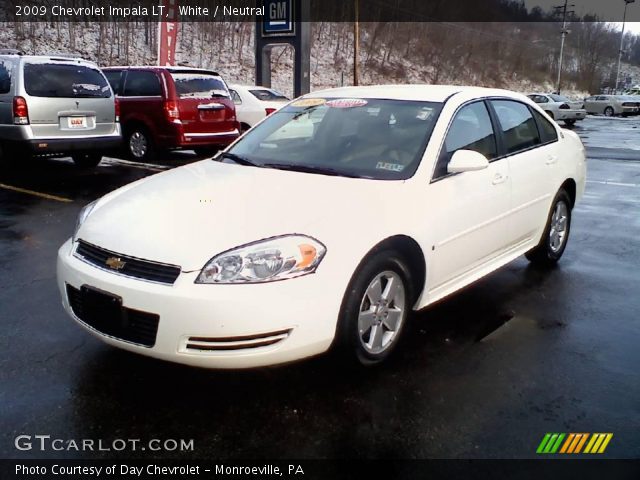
[102, 67, 239, 161]
[0, 49, 121, 168]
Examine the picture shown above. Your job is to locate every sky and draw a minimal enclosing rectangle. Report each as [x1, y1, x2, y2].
[523, 0, 640, 30]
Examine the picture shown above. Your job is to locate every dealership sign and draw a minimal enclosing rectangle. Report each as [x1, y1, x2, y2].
[158, 0, 179, 66]
[262, 0, 294, 37]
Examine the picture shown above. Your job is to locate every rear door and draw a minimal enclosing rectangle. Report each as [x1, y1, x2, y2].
[168, 71, 237, 134]
[120, 69, 164, 130]
[22, 59, 115, 138]
[489, 99, 555, 245]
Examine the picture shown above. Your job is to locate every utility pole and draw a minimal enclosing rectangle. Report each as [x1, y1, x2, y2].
[354, 0, 360, 86]
[615, 0, 636, 94]
[553, 0, 574, 94]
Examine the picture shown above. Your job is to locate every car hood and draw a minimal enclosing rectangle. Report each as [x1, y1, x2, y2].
[78, 160, 401, 271]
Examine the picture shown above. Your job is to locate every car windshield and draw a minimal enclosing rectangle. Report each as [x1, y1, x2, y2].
[249, 89, 289, 102]
[549, 94, 570, 102]
[24, 62, 111, 98]
[171, 72, 228, 98]
[223, 97, 443, 180]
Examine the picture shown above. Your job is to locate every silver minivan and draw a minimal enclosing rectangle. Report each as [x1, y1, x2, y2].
[0, 50, 121, 168]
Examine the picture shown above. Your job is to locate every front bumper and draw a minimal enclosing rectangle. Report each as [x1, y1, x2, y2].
[56, 239, 339, 368]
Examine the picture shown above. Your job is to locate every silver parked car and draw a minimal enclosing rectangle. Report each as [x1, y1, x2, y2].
[583, 95, 640, 117]
[0, 49, 121, 168]
[527, 93, 587, 126]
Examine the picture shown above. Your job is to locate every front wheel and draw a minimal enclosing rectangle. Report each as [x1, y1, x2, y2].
[338, 251, 413, 366]
[604, 106, 615, 117]
[71, 153, 102, 168]
[525, 189, 572, 266]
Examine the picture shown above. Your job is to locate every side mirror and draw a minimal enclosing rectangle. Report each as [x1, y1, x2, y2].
[447, 149, 489, 174]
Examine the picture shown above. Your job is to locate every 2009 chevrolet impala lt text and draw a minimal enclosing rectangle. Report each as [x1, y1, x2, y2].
[57, 85, 586, 368]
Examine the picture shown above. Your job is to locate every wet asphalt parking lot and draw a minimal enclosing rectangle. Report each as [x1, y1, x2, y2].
[1, 117, 639, 461]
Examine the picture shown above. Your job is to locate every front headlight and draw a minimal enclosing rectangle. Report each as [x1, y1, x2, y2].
[196, 235, 327, 284]
[73, 200, 97, 241]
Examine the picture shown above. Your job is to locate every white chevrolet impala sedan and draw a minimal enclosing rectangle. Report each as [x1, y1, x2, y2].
[57, 85, 586, 368]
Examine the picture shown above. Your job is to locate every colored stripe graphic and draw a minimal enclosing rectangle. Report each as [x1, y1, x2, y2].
[538, 433, 613, 454]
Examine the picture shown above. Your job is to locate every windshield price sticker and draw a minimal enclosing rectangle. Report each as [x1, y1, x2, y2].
[326, 98, 369, 109]
[291, 98, 327, 108]
[376, 162, 405, 172]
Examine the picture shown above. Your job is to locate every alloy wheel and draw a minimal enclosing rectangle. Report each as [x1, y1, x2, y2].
[549, 200, 569, 253]
[129, 131, 148, 159]
[357, 271, 406, 355]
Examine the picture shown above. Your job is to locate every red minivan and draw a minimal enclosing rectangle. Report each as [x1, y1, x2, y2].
[102, 67, 239, 161]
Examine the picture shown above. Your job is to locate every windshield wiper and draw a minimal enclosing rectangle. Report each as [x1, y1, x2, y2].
[216, 152, 262, 167]
[262, 163, 361, 178]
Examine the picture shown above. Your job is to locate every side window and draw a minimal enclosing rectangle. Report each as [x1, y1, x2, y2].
[538, 96, 549, 104]
[532, 109, 558, 144]
[229, 89, 242, 104]
[104, 71, 122, 95]
[434, 101, 497, 179]
[123, 71, 161, 97]
[0, 59, 12, 94]
[491, 100, 541, 155]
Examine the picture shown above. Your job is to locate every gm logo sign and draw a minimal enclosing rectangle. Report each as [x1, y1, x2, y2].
[262, 0, 295, 37]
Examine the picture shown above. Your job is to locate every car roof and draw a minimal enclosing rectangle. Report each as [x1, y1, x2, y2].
[307, 84, 524, 102]
[103, 66, 220, 76]
[15, 55, 96, 65]
[229, 84, 274, 90]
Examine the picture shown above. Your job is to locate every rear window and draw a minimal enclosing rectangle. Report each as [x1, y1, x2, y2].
[170, 73, 228, 99]
[24, 63, 111, 98]
[249, 89, 289, 102]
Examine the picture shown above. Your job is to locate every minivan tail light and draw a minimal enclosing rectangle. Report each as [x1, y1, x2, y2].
[265, 108, 276, 116]
[164, 100, 180, 120]
[114, 98, 120, 122]
[13, 96, 29, 125]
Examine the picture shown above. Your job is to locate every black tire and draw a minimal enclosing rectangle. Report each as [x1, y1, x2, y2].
[525, 189, 572, 266]
[545, 111, 554, 120]
[193, 146, 220, 157]
[126, 126, 155, 162]
[604, 106, 615, 117]
[337, 250, 413, 366]
[563, 119, 576, 127]
[71, 153, 102, 168]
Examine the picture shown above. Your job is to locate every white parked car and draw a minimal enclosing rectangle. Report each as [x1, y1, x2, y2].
[527, 93, 586, 126]
[228, 84, 289, 132]
[57, 85, 587, 368]
[583, 94, 640, 117]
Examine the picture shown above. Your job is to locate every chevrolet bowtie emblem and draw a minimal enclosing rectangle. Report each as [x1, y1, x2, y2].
[105, 257, 126, 270]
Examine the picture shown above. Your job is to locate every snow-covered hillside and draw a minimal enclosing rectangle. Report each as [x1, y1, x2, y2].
[0, 21, 594, 99]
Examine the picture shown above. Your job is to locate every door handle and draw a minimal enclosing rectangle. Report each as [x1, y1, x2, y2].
[546, 155, 558, 165]
[492, 173, 508, 185]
